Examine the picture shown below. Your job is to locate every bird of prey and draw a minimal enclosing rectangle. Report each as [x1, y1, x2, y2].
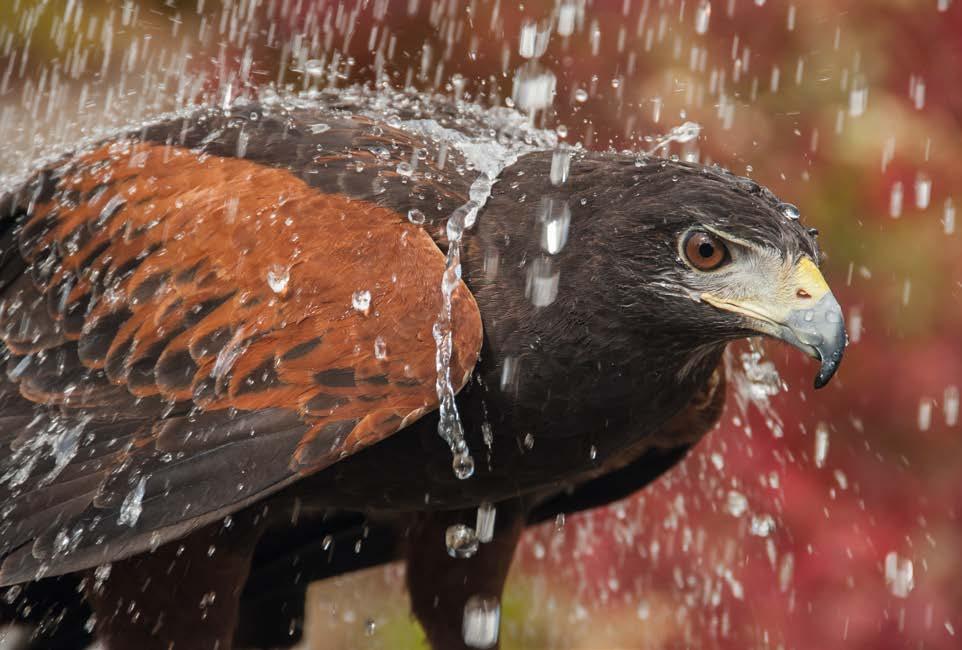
[0, 90, 845, 649]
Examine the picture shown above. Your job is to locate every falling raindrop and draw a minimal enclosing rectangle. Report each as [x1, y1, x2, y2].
[541, 199, 571, 254]
[944, 386, 959, 426]
[519, 20, 551, 59]
[943, 198, 956, 234]
[890, 182, 904, 218]
[814, 422, 830, 468]
[915, 173, 932, 209]
[849, 75, 869, 117]
[695, 1, 712, 35]
[557, 2, 578, 36]
[918, 398, 933, 431]
[910, 75, 927, 110]
[512, 64, 557, 113]
[884, 552, 915, 598]
[118, 476, 147, 527]
[445, 524, 479, 559]
[726, 490, 748, 517]
[549, 148, 572, 186]
[750, 514, 775, 537]
[304, 59, 324, 77]
[525, 258, 560, 307]
[476, 502, 497, 543]
[463, 595, 500, 649]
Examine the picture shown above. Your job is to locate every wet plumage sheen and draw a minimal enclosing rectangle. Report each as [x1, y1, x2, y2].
[0, 94, 845, 649]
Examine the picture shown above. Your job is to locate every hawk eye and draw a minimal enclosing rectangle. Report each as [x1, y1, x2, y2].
[683, 231, 729, 271]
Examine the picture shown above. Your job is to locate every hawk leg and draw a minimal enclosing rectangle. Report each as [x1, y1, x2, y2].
[405, 499, 524, 650]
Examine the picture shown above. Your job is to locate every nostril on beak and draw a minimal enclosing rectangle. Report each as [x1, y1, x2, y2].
[796, 288, 812, 299]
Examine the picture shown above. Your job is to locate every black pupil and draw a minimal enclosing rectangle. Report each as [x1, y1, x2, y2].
[698, 241, 715, 259]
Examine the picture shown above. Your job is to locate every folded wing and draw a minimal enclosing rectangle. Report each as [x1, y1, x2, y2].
[0, 116, 482, 584]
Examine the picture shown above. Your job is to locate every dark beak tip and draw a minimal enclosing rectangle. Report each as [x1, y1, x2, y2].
[812, 339, 846, 390]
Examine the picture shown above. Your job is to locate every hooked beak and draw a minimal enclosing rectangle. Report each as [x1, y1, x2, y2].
[702, 257, 847, 389]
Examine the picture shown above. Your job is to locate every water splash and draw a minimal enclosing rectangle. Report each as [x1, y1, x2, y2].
[646, 121, 702, 154]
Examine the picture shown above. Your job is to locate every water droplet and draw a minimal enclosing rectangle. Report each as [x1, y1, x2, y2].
[557, 2, 578, 36]
[396, 161, 414, 177]
[512, 63, 557, 113]
[726, 490, 748, 517]
[944, 385, 959, 426]
[636, 601, 651, 620]
[266, 264, 290, 294]
[3, 585, 22, 604]
[518, 20, 551, 59]
[304, 59, 324, 77]
[918, 398, 933, 431]
[445, 524, 479, 559]
[549, 148, 572, 186]
[915, 172, 932, 209]
[910, 75, 927, 110]
[647, 121, 701, 154]
[118, 476, 147, 527]
[814, 422, 830, 468]
[541, 199, 571, 255]
[943, 198, 956, 234]
[523, 433, 535, 449]
[555, 513, 566, 531]
[476, 502, 497, 543]
[885, 551, 914, 598]
[750, 514, 775, 537]
[352, 290, 372, 314]
[778, 553, 794, 592]
[694, 1, 712, 35]
[849, 75, 869, 117]
[525, 258, 560, 307]
[462, 595, 500, 648]
[364, 619, 376, 636]
[453, 452, 475, 479]
[309, 123, 331, 134]
[890, 181, 904, 218]
[574, 88, 589, 103]
[778, 202, 801, 220]
[407, 208, 427, 225]
[373, 336, 387, 360]
[94, 564, 112, 586]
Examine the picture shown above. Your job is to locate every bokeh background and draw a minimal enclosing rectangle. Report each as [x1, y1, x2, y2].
[1, 1, 961, 648]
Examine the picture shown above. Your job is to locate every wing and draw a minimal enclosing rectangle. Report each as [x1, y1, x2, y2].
[0, 107, 483, 584]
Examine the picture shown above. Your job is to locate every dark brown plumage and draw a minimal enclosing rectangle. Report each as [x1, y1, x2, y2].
[0, 93, 845, 649]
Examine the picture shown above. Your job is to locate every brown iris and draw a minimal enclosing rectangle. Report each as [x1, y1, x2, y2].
[684, 231, 728, 270]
